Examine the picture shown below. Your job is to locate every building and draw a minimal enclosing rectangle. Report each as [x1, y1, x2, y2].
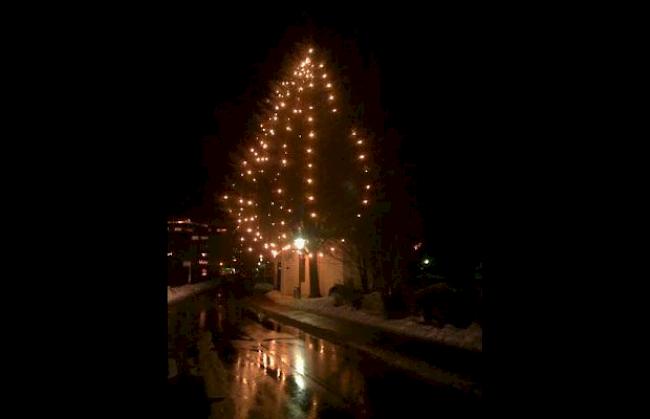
[167, 219, 232, 286]
[271, 239, 362, 298]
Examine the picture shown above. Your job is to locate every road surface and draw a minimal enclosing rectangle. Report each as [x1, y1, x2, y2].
[168, 291, 480, 418]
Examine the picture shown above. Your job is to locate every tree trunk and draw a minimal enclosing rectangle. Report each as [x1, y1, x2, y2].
[309, 253, 321, 298]
[358, 253, 369, 293]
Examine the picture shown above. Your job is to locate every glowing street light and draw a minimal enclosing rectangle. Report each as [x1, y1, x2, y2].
[293, 237, 306, 250]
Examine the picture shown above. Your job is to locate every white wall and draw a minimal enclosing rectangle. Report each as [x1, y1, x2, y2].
[316, 252, 344, 297]
[274, 248, 345, 298]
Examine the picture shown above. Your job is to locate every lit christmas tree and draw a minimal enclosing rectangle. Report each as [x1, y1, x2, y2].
[221, 45, 378, 296]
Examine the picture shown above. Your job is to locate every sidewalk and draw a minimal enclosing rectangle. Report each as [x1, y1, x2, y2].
[243, 294, 482, 397]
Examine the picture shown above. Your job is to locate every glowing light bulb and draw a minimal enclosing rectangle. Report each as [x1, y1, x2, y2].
[248, 247, 253, 252]
[307, 178, 312, 184]
[308, 163, 312, 168]
[306, 148, 312, 153]
[308, 196, 314, 201]
[247, 228, 252, 233]
[332, 108, 337, 112]
[330, 247, 335, 252]
[309, 132, 315, 138]
[310, 212, 317, 218]
[309, 48, 314, 54]
[357, 140, 363, 145]
[280, 102, 285, 107]
[357, 213, 361, 218]
[366, 185, 371, 190]
[363, 199, 368, 204]
[223, 195, 228, 200]
[322, 74, 327, 79]
[240, 237, 245, 242]
[277, 189, 282, 193]
[319, 63, 324, 68]
[329, 95, 334, 100]
[308, 116, 313, 122]
[326, 83, 332, 88]
[359, 155, 365, 160]
[282, 159, 287, 165]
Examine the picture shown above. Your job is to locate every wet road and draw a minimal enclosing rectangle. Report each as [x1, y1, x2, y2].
[168, 292, 480, 418]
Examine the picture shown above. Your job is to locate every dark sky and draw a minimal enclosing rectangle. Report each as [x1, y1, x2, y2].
[163, 7, 513, 259]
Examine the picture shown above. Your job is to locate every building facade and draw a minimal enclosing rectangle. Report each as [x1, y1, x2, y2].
[167, 219, 232, 286]
[272, 240, 361, 298]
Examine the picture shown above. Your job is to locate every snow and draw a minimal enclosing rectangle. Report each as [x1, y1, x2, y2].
[265, 290, 482, 352]
[168, 280, 220, 304]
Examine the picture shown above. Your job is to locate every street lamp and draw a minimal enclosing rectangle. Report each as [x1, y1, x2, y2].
[293, 237, 307, 299]
[293, 237, 306, 250]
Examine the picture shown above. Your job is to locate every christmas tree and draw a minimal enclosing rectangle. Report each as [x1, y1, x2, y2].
[221, 45, 378, 296]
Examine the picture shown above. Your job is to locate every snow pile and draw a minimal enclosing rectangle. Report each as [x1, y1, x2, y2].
[265, 290, 482, 352]
[168, 280, 220, 304]
[360, 291, 384, 314]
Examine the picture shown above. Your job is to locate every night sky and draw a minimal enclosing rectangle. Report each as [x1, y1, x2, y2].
[163, 7, 509, 262]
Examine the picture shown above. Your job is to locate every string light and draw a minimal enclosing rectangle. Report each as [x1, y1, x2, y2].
[310, 212, 317, 218]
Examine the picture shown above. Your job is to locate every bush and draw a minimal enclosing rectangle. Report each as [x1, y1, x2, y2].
[253, 282, 274, 294]
[415, 282, 477, 328]
[361, 291, 385, 314]
[329, 284, 363, 309]
[382, 285, 412, 319]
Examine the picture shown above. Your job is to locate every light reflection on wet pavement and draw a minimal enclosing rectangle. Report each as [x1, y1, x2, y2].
[168, 293, 478, 418]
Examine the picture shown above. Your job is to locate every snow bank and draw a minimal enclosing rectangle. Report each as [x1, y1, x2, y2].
[168, 280, 220, 304]
[265, 290, 482, 352]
